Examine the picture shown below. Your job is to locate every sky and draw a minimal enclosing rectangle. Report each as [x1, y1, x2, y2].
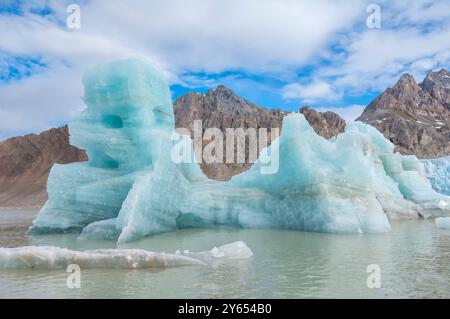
[0, 0, 450, 140]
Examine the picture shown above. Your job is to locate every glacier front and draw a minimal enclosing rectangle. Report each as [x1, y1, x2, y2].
[28, 58, 450, 243]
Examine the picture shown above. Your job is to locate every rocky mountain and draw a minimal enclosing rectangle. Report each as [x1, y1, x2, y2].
[174, 85, 345, 180]
[0, 126, 87, 208]
[357, 69, 450, 159]
[299, 106, 346, 139]
[174, 85, 288, 180]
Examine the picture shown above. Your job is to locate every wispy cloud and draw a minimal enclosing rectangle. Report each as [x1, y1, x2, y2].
[282, 80, 343, 104]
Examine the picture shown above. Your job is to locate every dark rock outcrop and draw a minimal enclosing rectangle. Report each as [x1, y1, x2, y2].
[357, 69, 450, 159]
[174, 85, 345, 180]
[299, 106, 346, 139]
[174, 85, 289, 180]
[0, 126, 87, 207]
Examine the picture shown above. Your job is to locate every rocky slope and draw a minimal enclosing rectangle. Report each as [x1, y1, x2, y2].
[0, 126, 87, 208]
[299, 106, 346, 139]
[357, 69, 450, 158]
[174, 85, 345, 179]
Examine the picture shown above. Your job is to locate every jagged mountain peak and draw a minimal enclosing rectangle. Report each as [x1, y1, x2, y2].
[390, 73, 421, 96]
[299, 106, 346, 139]
[357, 69, 450, 159]
[175, 85, 257, 115]
[420, 68, 450, 107]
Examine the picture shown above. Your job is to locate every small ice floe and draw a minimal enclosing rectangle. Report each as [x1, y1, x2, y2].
[208, 241, 253, 259]
[0, 241, 254, 270]
[181, 241, 253, 261]
[0, 246, 205, 269]
[435, 217, 450, 230]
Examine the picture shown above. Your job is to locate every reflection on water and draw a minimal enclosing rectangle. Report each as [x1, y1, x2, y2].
[1, 209, 450, 298]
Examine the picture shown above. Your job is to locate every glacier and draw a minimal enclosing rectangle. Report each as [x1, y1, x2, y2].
[28, 58, 450, 243]
[422, 156, 450, 196]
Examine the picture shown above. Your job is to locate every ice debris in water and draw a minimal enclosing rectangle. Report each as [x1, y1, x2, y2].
[28, 58, 450, 243]
[209, 241, 253, 259]
[435, 217, 450, 230]
[0, 241, 253, 269]
[422, 156, 450, 196]
[0, 246, 205, 269]
[175, 241, 253, 261]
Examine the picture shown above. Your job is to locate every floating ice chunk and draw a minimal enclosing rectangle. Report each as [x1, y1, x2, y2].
[0, 246, 205, 269]
[77, 218, 119, 241]
[0, 242, 254, 269]
[436, 217, 450, 230]
[209, 241, 253, 259]
[186, 241, 253, 261]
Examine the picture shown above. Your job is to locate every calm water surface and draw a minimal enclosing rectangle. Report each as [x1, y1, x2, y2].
[1, 209, 449, 298]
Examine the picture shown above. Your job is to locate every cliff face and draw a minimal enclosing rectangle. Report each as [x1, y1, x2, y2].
[0, 126, 87, 208]
[357, 69, 450, 159]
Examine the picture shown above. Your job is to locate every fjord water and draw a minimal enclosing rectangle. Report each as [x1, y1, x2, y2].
[1, 209, 450, 298]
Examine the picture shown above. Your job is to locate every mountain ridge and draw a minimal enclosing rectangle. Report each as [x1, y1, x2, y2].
[356, 69, 450, 158]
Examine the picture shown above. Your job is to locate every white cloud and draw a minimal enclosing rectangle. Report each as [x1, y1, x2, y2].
[318, 0, 450, 94]
[0, 0, 365, 139]
[282, 80, 342, 103]
[0, 65, 85, 140]
[1, 0, 450, 140]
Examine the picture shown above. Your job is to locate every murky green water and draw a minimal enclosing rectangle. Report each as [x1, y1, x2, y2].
[1, 209, 450, 298]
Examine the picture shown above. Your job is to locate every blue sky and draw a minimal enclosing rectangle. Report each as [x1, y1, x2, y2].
[1, 0, 450, 140]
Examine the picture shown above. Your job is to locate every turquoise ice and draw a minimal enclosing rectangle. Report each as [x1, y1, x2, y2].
[422, 156, 450, 196]
[28, 58, 450, 243]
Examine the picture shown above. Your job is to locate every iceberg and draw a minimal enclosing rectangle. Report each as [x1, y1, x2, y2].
[422, 156, 450, 196]
[28, 58, 450, 243]
[0, 241, 253, 269]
